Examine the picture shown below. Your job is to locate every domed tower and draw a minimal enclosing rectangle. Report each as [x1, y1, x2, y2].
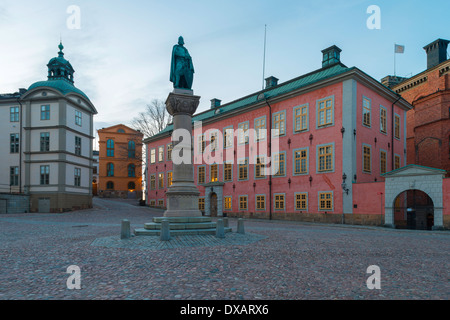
[47, 42, 75, 84]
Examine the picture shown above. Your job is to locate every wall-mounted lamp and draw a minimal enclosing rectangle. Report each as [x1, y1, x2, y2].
[341, 173, 349, 195]
[341, 127, 345, 138]
[309, 176, 313, 186]
[288, 178, 291, 188]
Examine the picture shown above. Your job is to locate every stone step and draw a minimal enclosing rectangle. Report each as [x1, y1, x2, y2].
[144, 222, 216, 230]
[134, 227, 232, 236]
[153, 217, 212, 223]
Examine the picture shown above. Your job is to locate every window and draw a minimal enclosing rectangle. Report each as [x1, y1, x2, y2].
[10, 166, 19, 186]
[167, 144, 173, 161]
[318, 145, 333, 172]
[255, 117, 266, 141]
[238, 122, 249, 144]
[106, 181, 114, 190]
[198, 198, 205, 211]
[10, 134, 19, 154]
[275, 194, 285, 210]
[272, 111, 286, 136]
[380, 107, 387, 133]
[224, 163, 232, 182]
[294, 105, 308, 132]
[150, 149, 156, 164]
[158, 146, 164, 162]
[238, 159, 248, 181]
[158, 199, 164, 207]
[319, 192, 333, 211]
[107, 139, 114, 157]
[224, 196, 232, 210]
[10, 107, 19, 122]
[150, 175, 156, 190]
[273, 152, 285, 176]
[255, 156, 265, 179]
[40, 165, 50, 185]
[239, 196, 248, 210]
[149, 200, 156, 207]
[294, 149, 308, 175]
[74, 168, 81, 187]
[167, 171, 173, 187]
[128, 164, 136, 177]
[362, 97, 371, 127]
[317, 98, 333, 127]
[75, 137, 82, 156]
[75, 110, 82, 126]
[210, 131, 218, 151]
[128, 182, 136, 190]
[128, 141, 136, 158]
[394, 115, 401, 139]
[40, 105, 50, 120]
[198, 166, 206, 184]
[158, 173, 164, 189]
[256, 195, 265, 210]
[198, 135, 206, 154]
[363, 145, 371, 173]
[394, 155, 401, 170]
[223, 127, 233, 148]
[295, 193, 308, 211]
[210, 164, 218, 182]
[107, 163, 114, 177]
[40, 132, 50, 152]
[380, 150, 387, 175]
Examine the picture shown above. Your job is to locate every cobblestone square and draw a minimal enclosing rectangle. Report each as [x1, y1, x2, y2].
[0, 198, 448, 300]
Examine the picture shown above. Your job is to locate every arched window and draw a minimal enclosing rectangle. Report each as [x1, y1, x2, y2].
[106, 181, 114, 190]
[128, 182, 136, 190]
[107, 163, 114, 177]
[128, 141, 136, 158]
[107, 139, 114, 157]
[128, 164, 135, 177]
[117, 129, 125, 133]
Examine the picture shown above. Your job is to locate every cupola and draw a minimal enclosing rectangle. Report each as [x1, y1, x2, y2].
[47, 42, 75, 84]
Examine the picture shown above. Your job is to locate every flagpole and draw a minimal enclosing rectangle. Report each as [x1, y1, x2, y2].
[262, 24, 267, 90]
[394, 43, 396, 76]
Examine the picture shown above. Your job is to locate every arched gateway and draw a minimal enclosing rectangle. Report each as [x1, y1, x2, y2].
[383, 165, 446, 230]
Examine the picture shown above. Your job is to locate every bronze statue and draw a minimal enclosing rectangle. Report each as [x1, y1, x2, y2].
[170, 36, 194, 90]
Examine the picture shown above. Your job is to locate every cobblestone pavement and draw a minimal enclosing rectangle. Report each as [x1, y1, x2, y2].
[0, 197, 448, 300]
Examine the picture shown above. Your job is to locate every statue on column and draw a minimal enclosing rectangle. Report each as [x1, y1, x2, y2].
[170, 36, 195, 90]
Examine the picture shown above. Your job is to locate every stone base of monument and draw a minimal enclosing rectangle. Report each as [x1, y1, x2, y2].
[134, 217, 232, 236]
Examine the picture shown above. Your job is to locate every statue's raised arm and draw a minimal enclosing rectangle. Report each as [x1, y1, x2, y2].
[170, 36, 195, 90]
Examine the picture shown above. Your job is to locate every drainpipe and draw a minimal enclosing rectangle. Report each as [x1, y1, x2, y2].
[391, 95, 401, 171]
[264, 97, 273, 221]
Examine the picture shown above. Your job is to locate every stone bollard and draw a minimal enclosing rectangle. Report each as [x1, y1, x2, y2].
[237, 218, 245, 234]
[121, 219, 131, 239]
[216, 219, 225, 239]
[160, 219, 171, 241]
[223, 217, 229, 228]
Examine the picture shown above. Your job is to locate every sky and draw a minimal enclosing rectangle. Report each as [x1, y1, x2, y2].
[1, 0, 449, 145]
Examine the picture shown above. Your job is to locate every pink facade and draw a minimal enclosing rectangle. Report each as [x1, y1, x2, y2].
[145, 46, 412, 221]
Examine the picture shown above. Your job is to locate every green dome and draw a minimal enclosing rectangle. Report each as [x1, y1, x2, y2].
[28, 79, 90, 100]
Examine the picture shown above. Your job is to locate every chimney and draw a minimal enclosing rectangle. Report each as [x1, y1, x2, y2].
[210, 98, 221, 109]
[321, 45, 342, 68]
[265, 76, 279, 89]
[423, 39, 450, 69]
[381, 75, 408, 88]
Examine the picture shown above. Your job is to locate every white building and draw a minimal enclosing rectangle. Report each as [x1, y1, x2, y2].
[0, 42, 97, 213]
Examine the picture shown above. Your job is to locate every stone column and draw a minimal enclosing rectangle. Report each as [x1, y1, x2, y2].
[164, 89, 202, 217]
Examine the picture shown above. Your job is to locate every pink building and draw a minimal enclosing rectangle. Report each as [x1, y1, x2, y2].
[144, 45, 412, 225]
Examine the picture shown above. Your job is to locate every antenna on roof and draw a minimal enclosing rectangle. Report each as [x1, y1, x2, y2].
[262, 24, 267, 90]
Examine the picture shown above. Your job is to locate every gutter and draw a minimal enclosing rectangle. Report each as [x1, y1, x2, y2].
[263, 97, 273, 221]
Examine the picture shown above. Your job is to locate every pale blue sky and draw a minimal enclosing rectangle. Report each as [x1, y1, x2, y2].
[1, 0, 449, 137]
